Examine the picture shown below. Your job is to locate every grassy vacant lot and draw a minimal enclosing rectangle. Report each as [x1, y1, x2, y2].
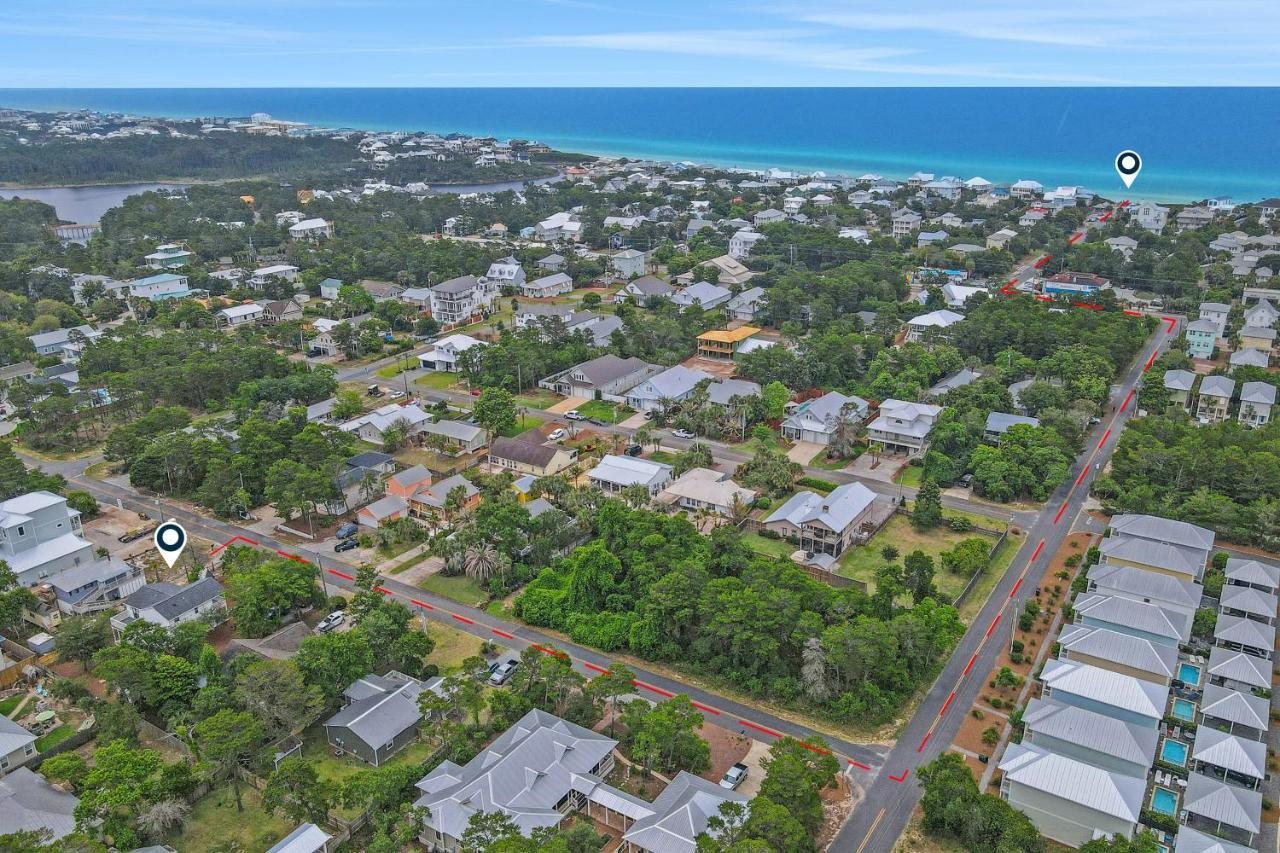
[499, 414, 545, 437]
[414, 371, 463, 390]
[837, 515, 998, 602]
[647, 450, 678, 465]
[516, 388, 562, 409]
[897, 465, 924, 488]
[576, 400, 632, 422]
[742, 531, 794, 560]
[420, 573, 488, 608]
[426, 619, 487, 671]
[166, 784, 293, 853]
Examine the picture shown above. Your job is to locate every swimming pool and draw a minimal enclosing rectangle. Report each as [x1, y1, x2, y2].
[1161, 738, 1188, 766]
[1178, 662, 1202, 686]
[1172, 698, 1196, 721]
[1151, 786, 1179, 816]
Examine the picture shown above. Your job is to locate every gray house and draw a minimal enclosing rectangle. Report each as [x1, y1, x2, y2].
[0, 716, 37, 775]
[324, 671, 442, 766]
[540, 355, 658, 400]
[0, 767, 79, 841]
[1038, 659, 1167, 728]
[1020, 697, 1157, 779]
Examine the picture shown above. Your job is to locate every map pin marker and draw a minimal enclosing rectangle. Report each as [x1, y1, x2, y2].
[1115, 150, 1142, 189]
[154, 519, 188, 569]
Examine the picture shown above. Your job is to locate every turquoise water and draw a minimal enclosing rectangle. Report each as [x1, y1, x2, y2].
[1178, 662, 1202, 686]
[1172, 699, 1196, 721]
[1151, 787, 1179, 816]
[1161, 739, 1188, 766]
[2, 87, 1278, 202]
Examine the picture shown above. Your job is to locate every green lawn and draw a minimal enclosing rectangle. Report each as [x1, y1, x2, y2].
[414, 371, 463, 390]
[897, 465, 924, 488]
[0, 694, 27, 718]
[647, 450, 678, 465]
[427, 620, 488, 671]
[167, 784, 295, 852]
[499, 414, 544, 437]
[576, 400, 632, 422]
[375, 360, 416, 379]
[420, 573, 488, 607]
[298, 727, 441, 802]
[957, 530, 1027, 624]
[837, 515, 998, 603]
[35, 724, 75, 752]
[743, 532, 794, 560]
[516, 389, 562, 409]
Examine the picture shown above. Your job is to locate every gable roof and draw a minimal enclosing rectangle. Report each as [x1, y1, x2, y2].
[1109, 514, 1215, 552]
[1224, 557, 1280, 590]
[1172, 826, 1256, 853]
[997, 743, 1144, 823]
[431, 274, 482, 295]
[0, 767, 79, 840]
[621, 771, 748, 853]
[1183, 772, 1262, 834]
[1207, 646, 1270, 688]
[566, 355, 654, 387]
[0, 715, 36, 758]
[266, 823, 333, 853]
[1057, 624, 1178, 679]
[326, 672, 433, 751]
[1039, 659, 1167, 720]
[126, 577, 223, 621]
[1022, 697, 1158, 768]
[1100, 534, 1207, 578]
[588, 455, 672, 488]
[765, 482, 876, 534]
[490, 436, 560, 468]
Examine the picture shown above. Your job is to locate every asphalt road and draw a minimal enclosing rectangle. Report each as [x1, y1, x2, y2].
[831, 312, 1178, 853]
[22, 449, 889, 771]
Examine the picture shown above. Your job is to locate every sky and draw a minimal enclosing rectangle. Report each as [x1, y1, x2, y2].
[3, 0, 1280, 88]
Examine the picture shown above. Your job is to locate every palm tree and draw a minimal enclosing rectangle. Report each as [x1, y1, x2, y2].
[464, 541, 501, 583]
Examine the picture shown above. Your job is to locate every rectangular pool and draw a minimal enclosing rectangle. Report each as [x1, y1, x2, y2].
[1151, 786, 1179, 816]
[1161, 738, 1188, 766]
[1172, 698, 1196, 721]
[1178, 662, 1202, 686]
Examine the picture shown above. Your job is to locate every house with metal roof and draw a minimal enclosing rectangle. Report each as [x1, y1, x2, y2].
[1182, 772, 1261, 848]
[1102, 514, 1214, 582]
[1073, 593, 1189, 647]
[1224, 557, 1279, 594]
[266, 823, 333, 853]
[1197, 376, 1235, 424]
[0, 716, 37, 775]
[1164, 369, 1197, 410]
[419, 419, 488, 454]
[1238, 381, 1275, 427]
[324, 671, 442, 766]
[0, 491, 95, 587]
[1039, 660, 1167, 728]
[867, 399, 944, 454]
[540, 355, 659, 400]
[588, 455, 673, 497]
[1213, 614, 1275, 660]
[781, 391, 870, 447]
[625, 365, 712, 413]
[672, 280, 731, 311]
[926, 368, 980, 401]
[45, 556, 144, 616]
[110, 577, 225, 639]
[983, 412, 1040, 440]
[904, 309, 963, 343]
[997, 742, 1145, 848]
[1172, 826, 1255, 853]
[1057, 624, 1179, 685]
[340, 402, 433, 445]
[1199, 685, 1270, 741]
[0, 767, 79, 840]
[1190, 727, 1266, 790]
[1218, 585, 1276, 626]
[616, 275, 675, 304]
[1020, 698, 1157, 779]
[418, 333, 486, 373]
[764, 482, 878, 558]
[1207, 647, 1270, 692]
[1086, 563, 1202, 632]
[620, 771, 748, 853]
[520, 272, 574, 299]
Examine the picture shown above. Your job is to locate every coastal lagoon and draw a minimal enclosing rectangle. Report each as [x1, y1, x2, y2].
[3, 87, 1278, 201]
[1, 182, 185, 223]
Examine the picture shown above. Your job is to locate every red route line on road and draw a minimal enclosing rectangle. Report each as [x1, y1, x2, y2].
[1120, 389, 1136, 412]
[1074, 466, 1089, 487]
[889, 770, 909, 783]
[1053, 501, 1069, 524]
[220, 538, 885, 774]
[917, 732, 932, 753]
[1031, 539, 1045, 561]
[1097, 428, 1112, 449]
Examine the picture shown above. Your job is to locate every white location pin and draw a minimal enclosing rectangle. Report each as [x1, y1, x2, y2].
[153, 519, 188, 569]
[1115, 150, 1142, 189]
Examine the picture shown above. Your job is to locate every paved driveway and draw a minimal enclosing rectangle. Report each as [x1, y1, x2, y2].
[786, 441, 823, 465]
[546, 396, 589, 414]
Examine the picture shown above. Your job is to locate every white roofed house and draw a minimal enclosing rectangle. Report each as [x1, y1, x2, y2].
[1163, 369, 1196, 410]
[588, 455, 673, 497]
[867, 399, 943, 454]
[0, 715, 38, 775]
[1128, 201, 1169, 233]
[44, 557, 144, 617]
[728, 229, 765, 259]
[903, 309, 963, 343]
[266, 823, 333, 853]
[28, 324, 101, 361]
[1085, 562, 1202, 640]
[1038, 659, 1168, 729]
[1236, 381, 1274, 427]
[418, 333, 485, 373]
[0, 767, 80, 841]
[1218, 584, 1276, 626]
[340, 402, 433, 445]
[986, 227, 1018, 250]
[1242, 298, 1280, 329]
[891, 209, 922, 236]
[616, 275, 675, 304]
[1020, 697, 1157, 779]
[120, 271, 196, 301]
[1056, 624, 1179, 686]
[520, 272, 574, 299]
[288, 217, 334, 241]
[983, 412, 1040, 441]
[610, 248, 646, 281]
[1198, 302, 1230, 337]
[1011, 179, 1044, 199]
[997, 742, 1145, 848]
[535, 211, 582, 242]
[250, 264, 300, 287]
[217, 302, 264, 327]
[1199, 684, 1270, 740]
[657, 468, 757, 517]
[1206, 646, 1269, 693]
[1214, 614, 1274, 660]
[0, 491, 94, 587]
[620, 771, 748, 853]
[1196, 375, 1235, 424]
[671, 280, 731, 310]
[763, 482, 878, 558]
[725, 286, 767, 322]
[486, 256, 526, 292]
[1073, 593, 1189, 647]
[1101, 514, 1215, 583]
[144, 242, 193, 269]
[1224, 557, 1280, 594]
[1190, 726, 1266, 792]
[1182, 772, 1262, 848]
[110, 577, 226, 639]
[429, 275, 498, 327]
[781, 391, 869, 447]
[625, 365, 712, 413]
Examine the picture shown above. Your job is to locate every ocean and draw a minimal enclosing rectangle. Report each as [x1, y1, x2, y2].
[2, 87, 1277, 202]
